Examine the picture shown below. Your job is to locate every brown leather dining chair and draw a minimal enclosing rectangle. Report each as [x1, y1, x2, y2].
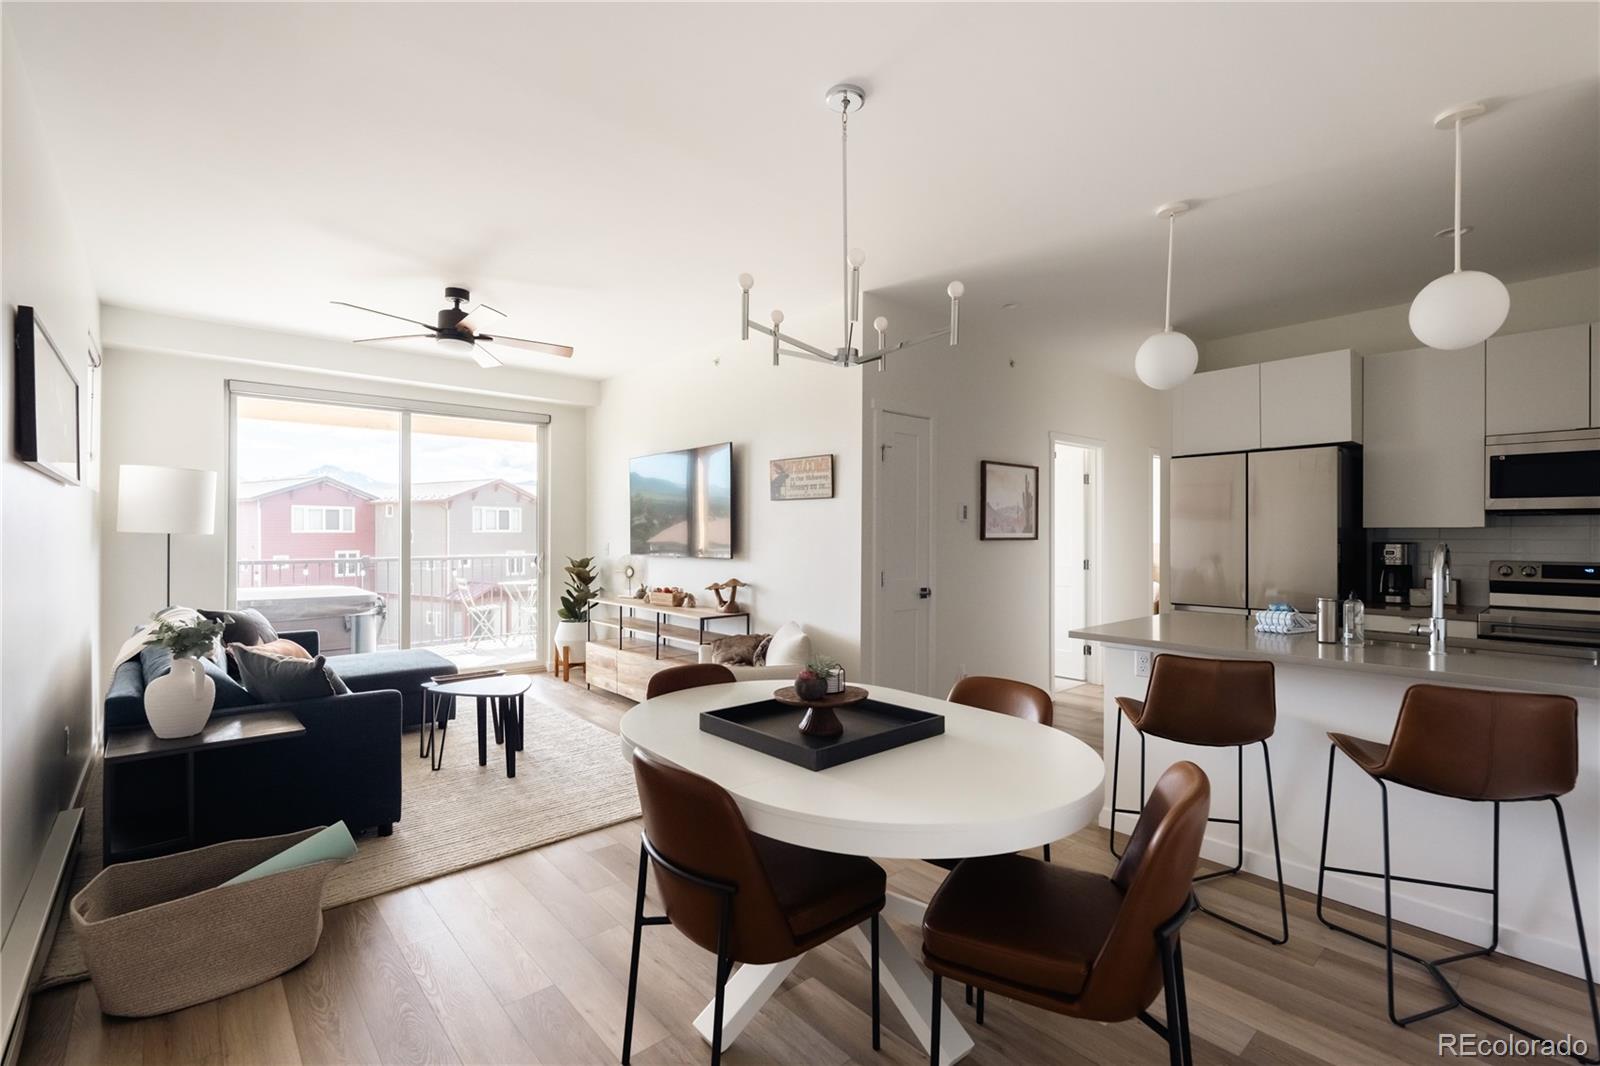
[922, 761, 1211, 1066]
[1110, 653, 1289, 944]
[645, 662, 735, 699]
[623, 747, 888, 1066]
[1316, 684, 1598, 1062]
[946, 675, 1056, 861]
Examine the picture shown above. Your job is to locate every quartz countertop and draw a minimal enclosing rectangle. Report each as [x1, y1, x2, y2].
[1071, 613, 1599, 700]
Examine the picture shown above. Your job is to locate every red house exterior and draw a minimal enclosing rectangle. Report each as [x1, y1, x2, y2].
[237, 476, 377, 587]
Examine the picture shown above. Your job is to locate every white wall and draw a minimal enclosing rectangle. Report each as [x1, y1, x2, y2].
[861, 294, 1169, 697]
[587, 348, 865, 675]
[0, 21, 102, 941]
[1199, 267, 1598, 369]
[98, 317, 590, 674]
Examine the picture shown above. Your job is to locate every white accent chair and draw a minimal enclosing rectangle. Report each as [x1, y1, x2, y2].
[697, 620, 815, 681]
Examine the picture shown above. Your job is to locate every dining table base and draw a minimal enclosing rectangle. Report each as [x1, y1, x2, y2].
[689, 892, 976, 1065]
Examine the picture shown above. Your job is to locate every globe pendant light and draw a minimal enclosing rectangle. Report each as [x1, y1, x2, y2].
[1135, 201, 1199, 390]
[1409, 103, 1510, 350]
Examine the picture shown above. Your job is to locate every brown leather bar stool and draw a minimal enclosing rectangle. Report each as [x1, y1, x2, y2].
[1316, 683, 1598, 1062]
[645, 662, 735, 699]
[623, 748, 887, 1066]
[923, 762, 1211, 1066]
[947, 675, 1055, 861]
[1110, 653, 1289, 944]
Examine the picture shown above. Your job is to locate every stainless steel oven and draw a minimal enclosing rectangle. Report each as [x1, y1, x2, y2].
[1477, 560, 1600, 652]
[1485, 429, 1600, 512]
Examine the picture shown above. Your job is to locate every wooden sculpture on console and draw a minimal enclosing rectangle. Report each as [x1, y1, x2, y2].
[705, 579, 749, 613]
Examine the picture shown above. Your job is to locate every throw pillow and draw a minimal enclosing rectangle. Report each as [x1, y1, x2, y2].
[231, 637, 311, 662]
[709, 634, 770, 666]
[139, 644, 257, 710]
[201, 608, 279, 648]
[764, 621, 812, 667]
[233, 646, 351, 703]
[753, 634, 773, 666]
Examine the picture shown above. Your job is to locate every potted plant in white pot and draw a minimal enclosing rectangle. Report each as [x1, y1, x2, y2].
[554, 556, 601, 666]
[143, 615, 225, 738]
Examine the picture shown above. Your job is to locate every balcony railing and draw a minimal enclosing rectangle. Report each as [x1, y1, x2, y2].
[236, 553, 540, 651]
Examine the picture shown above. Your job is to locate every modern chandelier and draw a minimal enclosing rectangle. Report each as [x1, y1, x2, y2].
[1408, 102, 1510, 350]
[738, 83, 964, 370]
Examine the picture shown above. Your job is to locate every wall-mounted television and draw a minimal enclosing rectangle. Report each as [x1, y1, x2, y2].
[630, 442, 734, 558]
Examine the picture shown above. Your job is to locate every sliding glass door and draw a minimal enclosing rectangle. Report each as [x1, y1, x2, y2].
[229, 383, 548, 671]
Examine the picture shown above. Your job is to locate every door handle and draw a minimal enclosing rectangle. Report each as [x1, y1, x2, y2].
[918, 587, 932, 599]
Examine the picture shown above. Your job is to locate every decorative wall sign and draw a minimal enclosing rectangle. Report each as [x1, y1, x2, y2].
[769, 454, 834, 500]
[13, 306, 81, 485]
[980, 460, 1037, 540]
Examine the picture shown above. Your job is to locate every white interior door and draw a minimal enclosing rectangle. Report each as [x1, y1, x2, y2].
[1053, 442, 1090, 683]
[873, 411, 933, 694]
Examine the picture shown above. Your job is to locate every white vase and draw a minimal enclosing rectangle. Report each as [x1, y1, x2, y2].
[554, 619, 588, 664]
[144, 656, 216, 739]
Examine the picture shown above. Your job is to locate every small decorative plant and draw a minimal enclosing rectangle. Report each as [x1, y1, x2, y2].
[558, 557, 602, 623]
[149, 615, 224, 659]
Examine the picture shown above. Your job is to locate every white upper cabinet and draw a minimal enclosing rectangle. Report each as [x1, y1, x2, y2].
[1363, 344, 1487, 528]
[1172, 364, 1260, 456]
[1485, 324, 1592, 435]
[1259, 349, 1361, 448]
[1591, 323, 1599, 428]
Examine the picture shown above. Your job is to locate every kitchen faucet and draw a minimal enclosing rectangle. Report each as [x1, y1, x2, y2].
[1429, 543, 1451, 655]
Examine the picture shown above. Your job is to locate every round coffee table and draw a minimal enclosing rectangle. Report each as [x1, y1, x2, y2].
[420, 675, 532, 777]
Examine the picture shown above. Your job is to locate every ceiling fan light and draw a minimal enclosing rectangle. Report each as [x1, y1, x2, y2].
[1134, 330, 1199, 390]
[1408, 269, 1509, 350]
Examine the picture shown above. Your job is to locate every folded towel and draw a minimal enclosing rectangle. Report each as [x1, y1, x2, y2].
[222, 822, 357, 887]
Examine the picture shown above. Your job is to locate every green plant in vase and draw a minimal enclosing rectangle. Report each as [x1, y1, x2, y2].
[558, 556, 602, 622]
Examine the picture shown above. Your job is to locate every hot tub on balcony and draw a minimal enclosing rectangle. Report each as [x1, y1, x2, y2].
[236, 585, 387, 655]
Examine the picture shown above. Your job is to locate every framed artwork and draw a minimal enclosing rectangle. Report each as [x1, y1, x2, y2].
[980, 460, 1037, 540]
[13, 306, 81, 485]
[769, 453, 834, 500]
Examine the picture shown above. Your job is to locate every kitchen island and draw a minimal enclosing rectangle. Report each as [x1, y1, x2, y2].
[1072, 612, 1598, 979]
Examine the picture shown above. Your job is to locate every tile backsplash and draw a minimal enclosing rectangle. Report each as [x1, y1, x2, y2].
[1366, 514, 1600, 605]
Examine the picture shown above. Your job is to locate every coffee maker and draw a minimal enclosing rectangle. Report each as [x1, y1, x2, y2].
[1374, 542, 1413, 606]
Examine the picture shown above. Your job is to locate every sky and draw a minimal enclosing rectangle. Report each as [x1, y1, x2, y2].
[237, 418, 538, 492]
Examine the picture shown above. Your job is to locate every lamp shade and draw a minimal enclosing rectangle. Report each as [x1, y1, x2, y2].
[116, 464, 217, 535]
[1134, 330, 1199, 390]
[1408, 269, 1510, 350]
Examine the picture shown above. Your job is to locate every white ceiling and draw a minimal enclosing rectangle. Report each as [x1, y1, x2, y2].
[7, 3, 1597, 380]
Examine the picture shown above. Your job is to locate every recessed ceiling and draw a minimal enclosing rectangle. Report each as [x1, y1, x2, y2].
[6, 2, 1596, 380]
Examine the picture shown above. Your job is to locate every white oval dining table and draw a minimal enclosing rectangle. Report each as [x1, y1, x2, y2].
[619, 679, 1106, 1065]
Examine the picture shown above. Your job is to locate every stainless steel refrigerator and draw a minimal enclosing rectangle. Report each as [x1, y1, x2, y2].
[1169, 445, 1361, 612]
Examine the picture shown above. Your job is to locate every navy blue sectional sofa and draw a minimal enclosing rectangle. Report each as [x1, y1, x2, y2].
[103, 629, 455, 848]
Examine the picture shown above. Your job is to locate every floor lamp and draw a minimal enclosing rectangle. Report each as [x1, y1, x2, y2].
[117, 464, 218, 608]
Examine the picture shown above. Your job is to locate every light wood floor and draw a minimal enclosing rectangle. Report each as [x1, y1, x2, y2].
[20, 678, 1595, 1065]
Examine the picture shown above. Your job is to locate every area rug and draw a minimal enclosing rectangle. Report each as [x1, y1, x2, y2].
[36, 693, 639, 988]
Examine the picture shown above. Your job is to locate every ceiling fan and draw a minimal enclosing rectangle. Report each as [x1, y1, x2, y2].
[332, 286, 573, 368]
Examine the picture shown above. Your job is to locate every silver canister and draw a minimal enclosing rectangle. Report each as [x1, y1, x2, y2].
[1316, 597, 1340, 643]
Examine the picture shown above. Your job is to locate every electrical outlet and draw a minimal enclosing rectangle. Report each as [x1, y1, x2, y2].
[1135, 650, 1152, 677]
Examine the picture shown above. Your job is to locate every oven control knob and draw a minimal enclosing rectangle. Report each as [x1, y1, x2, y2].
[1497, 565, 1514, 577]
[1520, 565, 1537, 578]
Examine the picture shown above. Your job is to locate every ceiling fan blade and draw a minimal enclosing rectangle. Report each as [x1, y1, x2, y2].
[480, 334, 574, 358]
[330, 300, 438, 332]
[353, 333, 433, 344]
[471, 343, 504, 369]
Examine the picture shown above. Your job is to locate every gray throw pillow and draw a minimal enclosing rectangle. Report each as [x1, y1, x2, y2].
[200, 608, 279, 648]
[232, 646, 350, 702]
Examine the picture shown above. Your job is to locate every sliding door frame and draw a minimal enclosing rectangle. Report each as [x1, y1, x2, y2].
[225, 379, 551, 661]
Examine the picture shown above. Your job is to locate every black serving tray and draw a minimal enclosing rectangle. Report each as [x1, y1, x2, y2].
[699, 697, 944, 771]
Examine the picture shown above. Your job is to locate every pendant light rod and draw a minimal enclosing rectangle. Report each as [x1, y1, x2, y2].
[1432, 102, 1485, 273]
[1453, 116, 1462, 272]
[1153, 201, 1190, 334]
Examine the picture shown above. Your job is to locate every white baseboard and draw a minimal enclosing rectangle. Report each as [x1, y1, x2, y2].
[1099, 806, 1594, 980]
[1, 808, 84, 1066]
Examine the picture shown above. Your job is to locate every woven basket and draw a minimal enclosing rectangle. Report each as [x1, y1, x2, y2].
[70, 827, 345, 1017]
[648, 590, 685, 607]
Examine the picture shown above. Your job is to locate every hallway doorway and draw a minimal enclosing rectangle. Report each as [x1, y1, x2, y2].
[1050, 436, 1101, 690]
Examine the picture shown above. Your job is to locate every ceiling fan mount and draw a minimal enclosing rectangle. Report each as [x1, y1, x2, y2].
[332, 285, 573, 367]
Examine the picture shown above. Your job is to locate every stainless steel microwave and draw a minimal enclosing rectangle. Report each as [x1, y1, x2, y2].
[1485, 428, 1600, 512]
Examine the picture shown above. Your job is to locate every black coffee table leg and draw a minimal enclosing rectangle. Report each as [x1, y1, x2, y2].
[492, 700, 504, 745]
[431, 693, 450, 772]
[477, 696, 488, 766]
[516, 693, 525, 752]
[420, 690, 431, 759]
[503, 696, 517, 777]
